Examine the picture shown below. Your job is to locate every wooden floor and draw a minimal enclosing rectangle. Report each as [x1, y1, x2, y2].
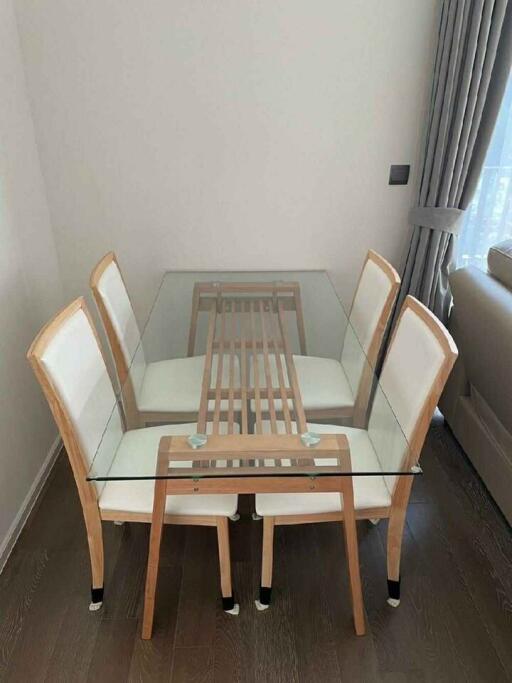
[1, 413, 511, 682]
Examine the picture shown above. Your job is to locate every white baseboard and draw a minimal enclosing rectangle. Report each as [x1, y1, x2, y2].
[0, 435, 62, 574]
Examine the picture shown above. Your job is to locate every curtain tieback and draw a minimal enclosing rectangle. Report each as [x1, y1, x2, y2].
[409, 206, 464, 235]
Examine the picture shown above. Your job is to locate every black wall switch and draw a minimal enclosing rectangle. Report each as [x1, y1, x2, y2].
[389, 165, 410, 185]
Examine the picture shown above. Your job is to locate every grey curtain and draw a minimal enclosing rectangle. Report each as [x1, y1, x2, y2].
[395, 0, 512, 323]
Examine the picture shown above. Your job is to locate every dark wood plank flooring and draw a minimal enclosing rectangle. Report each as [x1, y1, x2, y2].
[1, 414, 511, 682]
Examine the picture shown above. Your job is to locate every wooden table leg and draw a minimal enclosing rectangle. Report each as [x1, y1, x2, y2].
[142, 478, 167, 640]
[341, 478, 366, 636]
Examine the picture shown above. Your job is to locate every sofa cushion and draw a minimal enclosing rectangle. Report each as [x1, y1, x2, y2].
[488, 239, 512, 290]
[448, 267, 512, 434]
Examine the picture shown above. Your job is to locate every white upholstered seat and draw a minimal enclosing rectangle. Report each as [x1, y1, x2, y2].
[99, 423, 238, 516]
[249, 251, 399, 416]
[249, 354, 354, 411]
[138, 354, 240, 413]
[91, 254, 240, 419]
[254, 422, 391, 515]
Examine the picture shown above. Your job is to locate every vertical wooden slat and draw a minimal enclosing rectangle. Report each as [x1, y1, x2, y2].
[197, 303, 218, 434]
[259, 300, 278, 434]
[240, 302, 248, 434]
[227, 301, 236, 434]
[277, 301, 307, 434]
[250, 301, 263, 435]
[266, 307, 292, 434]
[212, 299, 227, 434]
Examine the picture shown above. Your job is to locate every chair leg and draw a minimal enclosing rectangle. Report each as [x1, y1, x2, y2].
[256, 516, 274, 611]
[216, 517, 239, 615]
[341, 485, 366, 636]
[386, 507, 407, 607]
[142, 479, 167, 639]
[85, 506, 104, 612]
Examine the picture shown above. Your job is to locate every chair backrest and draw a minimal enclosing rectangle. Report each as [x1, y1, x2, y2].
[341, 250, 400, 424]
[27, 298, 124, 499]
[368, 295, 458, 491]
[90, 252, 146, 426]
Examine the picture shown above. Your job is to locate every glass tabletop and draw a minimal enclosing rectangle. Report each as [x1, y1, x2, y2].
[87, 270, 418, 481]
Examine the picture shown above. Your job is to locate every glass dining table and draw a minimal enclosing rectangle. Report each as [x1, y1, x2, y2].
[87, 270, 419, 639]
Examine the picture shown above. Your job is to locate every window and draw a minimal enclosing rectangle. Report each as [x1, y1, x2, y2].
[456, 71, 512, 269]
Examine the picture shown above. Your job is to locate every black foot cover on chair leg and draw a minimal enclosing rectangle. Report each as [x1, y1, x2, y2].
[222, 595, 240, 615]
[89, 586, 104, 612]
[255, 586, 271, 611]
[387, 578, 400, 607]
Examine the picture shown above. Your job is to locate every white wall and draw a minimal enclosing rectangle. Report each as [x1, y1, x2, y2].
[14, 0, 438, 318]
[0, 0, 63, 560]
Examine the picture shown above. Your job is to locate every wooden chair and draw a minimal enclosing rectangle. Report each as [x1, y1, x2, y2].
[250, 250, 400, 427]
[254, 295, 458, 610]
[27, 297, 239, 614]
[90, 252, 240, 429]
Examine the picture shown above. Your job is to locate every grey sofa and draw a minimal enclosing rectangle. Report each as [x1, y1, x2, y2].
[439, 240, 512, 525]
